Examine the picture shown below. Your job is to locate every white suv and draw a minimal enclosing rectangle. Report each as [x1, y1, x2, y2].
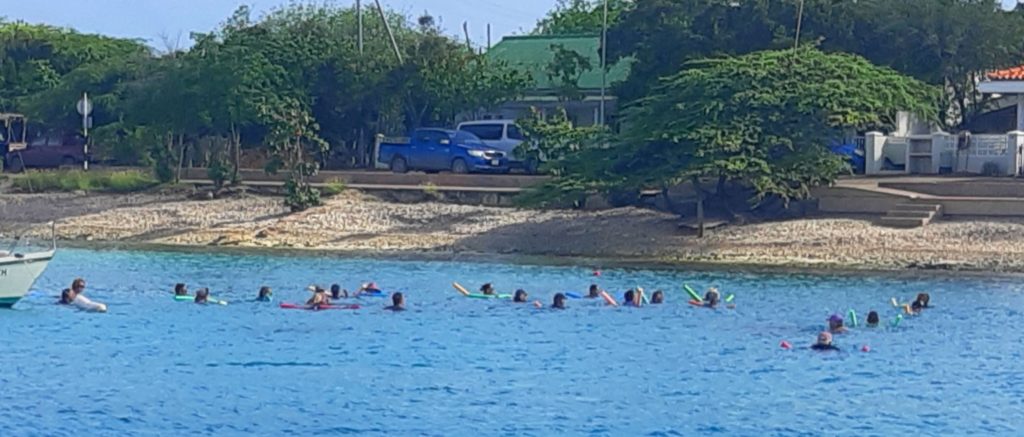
[457, 120, 538, 173]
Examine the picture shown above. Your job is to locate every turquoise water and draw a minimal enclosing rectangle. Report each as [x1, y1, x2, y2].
[3, 248, 1024, 436]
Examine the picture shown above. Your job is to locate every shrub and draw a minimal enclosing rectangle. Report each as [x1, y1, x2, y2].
[11, 170, 159, 193]
[284, 177, 322, 212]
[322, 179, 347, 196]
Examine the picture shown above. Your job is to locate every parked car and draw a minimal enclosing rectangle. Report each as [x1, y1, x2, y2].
[457, 119, 539, 173]
[4, 134, 88, 172]
[378, 128, 509, 174]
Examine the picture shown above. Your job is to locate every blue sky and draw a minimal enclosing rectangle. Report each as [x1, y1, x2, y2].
[2, 0, 555, 49]
[3, 0, 1020, 50]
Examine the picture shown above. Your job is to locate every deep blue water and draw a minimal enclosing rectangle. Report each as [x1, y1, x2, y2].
[3, 248, 1024, 436]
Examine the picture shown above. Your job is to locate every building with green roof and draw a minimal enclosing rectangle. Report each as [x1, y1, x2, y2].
[469, 34, 633, 127]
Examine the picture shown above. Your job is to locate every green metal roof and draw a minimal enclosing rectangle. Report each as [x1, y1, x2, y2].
[486, 34, 633, 93]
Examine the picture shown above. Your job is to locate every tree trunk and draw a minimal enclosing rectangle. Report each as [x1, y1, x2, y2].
[231, 123, 241, 183]
[175, 134, 185, 184]
[660, 183, 676, 215]
[692, 175, 705, 238]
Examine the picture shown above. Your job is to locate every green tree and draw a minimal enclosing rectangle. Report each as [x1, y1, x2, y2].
[545, 44, 592, 102]
[516, 107, 606, 175]
[534, 0, 631, 35]
[606, 0, 1024, 128]
[532, 48, 939, 215]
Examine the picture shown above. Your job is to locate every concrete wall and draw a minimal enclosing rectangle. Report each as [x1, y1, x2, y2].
[939, 198, 1024, 216]
[880, 181, 1024, 197]
[812, 187, 907, 214]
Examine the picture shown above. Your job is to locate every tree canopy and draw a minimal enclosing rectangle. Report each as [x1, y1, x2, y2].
[533, 0, 631, 35]
[530, 48, 939, 207]
[606, 0, 1024, 128]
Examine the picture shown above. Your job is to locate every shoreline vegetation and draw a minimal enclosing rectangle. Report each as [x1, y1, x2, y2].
[4, 190, 1024, 276]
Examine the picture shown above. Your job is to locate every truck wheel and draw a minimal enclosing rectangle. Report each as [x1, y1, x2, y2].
[390, 156, 408, 173]
[451, 158, 469, 174]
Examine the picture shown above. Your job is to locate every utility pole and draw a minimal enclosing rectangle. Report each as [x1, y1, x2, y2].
[374, 0, 402, 63]
[463, 21, 472, 50]
[599, 0, 609, 126]
[357, 0, 363, 55]
[794, 0, 805, 50]
[356, 0, 365, 167]
[487, 23, 491, 50]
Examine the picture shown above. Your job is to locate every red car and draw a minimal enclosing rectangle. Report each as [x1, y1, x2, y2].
[5, 135, 88, 172]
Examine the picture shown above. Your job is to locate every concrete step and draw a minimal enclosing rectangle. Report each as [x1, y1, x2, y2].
[894, 203, 942, 213]
[885, 209, 936, 219]
[879, 216, 928, 228]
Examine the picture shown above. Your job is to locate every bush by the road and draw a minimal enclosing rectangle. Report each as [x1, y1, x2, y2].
[12, 170, 159, 193]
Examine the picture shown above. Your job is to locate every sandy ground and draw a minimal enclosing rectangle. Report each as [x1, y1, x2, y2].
[2, 191, 1024, 273]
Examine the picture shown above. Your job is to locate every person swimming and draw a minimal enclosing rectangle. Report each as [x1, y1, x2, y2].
[866, 310, 880, 327]
[174, 283, 188, 296]
[58, 278, 84, 304]
[910, 292, 930, 313]
[552, 293, 567, 309]
[59, 287, 75, 305]
[480, 283, 496, 296]
[256, 286, 273, 302]
[306, 286, 330, 308]
[194, 288, 210, 304]
[651, 290, 665, 304]
[385, 292, 405, 311]
[623, 289, 636, 307]
[513, 289, 528, 303]
[330, 284, 348, 300]
[811, 331, 840, 351]
[828, 314, 849, 334]
[703, 288, 721, 308]
[361, 282, 382, 294]
[587, 284, 601, 299]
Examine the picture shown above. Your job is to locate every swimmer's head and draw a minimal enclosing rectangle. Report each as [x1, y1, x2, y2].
[828, 314, 844, 329]
[651, 290, 665, 304]
[588, 284, 599, 296]
[258, 286, 272, 298]
[553, 293, 566, 309]
[480, 283, 495, 295]
[866, 311, 880, 325]
[513, 289, 528, 303]
[817, 331, 833, 346]
[174, 283, 187, 295]
[330, 284, 341, 298]
[60, 288, 73, 304]
[623, 289, 635, 304]
[916, 292, 930, 307]
[392, 292, 405, 307]
[704, 288, 720, 306]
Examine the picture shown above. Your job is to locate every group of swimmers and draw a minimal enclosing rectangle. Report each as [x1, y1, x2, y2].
[58, 276, 933, 352]
[498, 283, 678, 309]
[173, 281, 406, 311]
[810, 292, 932, 351]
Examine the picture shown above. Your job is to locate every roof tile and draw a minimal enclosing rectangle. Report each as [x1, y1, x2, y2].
[988, 66, 1024, 80]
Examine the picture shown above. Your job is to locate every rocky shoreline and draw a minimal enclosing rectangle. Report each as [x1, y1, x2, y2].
[3, 191, 1024, 274]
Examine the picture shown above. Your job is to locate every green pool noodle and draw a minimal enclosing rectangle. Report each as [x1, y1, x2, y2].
[848, 309, 858, 327]
[684, 285, 702, 301]
[891, 314, 903, 328]
[725, 294, 735, 303]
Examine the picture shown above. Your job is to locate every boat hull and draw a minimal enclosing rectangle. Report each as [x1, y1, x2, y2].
[0, 250, 55, 308]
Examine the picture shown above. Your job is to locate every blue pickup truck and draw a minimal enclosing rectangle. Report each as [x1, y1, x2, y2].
[378, 128, 510, 174]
